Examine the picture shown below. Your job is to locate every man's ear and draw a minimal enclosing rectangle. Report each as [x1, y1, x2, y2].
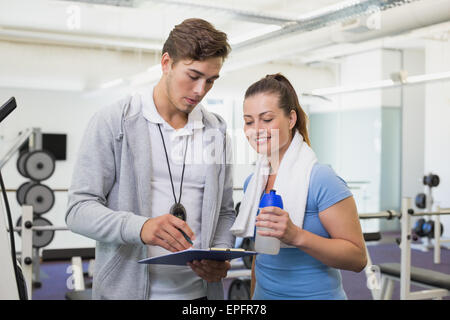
[161, 52, 173, 74]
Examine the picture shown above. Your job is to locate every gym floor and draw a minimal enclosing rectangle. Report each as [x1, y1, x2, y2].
[31, 232, 450, 300]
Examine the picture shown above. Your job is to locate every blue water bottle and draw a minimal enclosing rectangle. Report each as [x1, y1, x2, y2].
[255, 190, 283, 255]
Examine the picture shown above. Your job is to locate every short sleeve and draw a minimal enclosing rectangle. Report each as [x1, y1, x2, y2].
[309, 164, 353, 213]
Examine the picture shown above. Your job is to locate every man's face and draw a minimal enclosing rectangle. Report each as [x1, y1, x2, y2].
[163, 54, 223, 114]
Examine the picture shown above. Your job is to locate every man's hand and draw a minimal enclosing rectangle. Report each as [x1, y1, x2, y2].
[187, 260, 231, 283]
[140, 214, 195, 252]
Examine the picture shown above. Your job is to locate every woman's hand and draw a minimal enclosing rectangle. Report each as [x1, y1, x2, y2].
[255, 206, 303, 247]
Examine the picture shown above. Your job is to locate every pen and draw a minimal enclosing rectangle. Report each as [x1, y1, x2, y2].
[179, 228, 193, 246]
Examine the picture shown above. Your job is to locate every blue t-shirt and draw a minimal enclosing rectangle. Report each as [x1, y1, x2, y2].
[244, 163, 353, 300]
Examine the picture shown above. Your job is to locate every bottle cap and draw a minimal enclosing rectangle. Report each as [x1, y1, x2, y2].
[259, 189, 283, 209]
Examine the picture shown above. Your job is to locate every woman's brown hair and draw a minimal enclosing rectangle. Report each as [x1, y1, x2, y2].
[244, 73, 311, 146]
[162, 18, 231, 63]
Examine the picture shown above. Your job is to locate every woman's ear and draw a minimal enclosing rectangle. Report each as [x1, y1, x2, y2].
[289, 109, 297, 130]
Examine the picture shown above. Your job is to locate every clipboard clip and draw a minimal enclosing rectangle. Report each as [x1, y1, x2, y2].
[209, 247, 245, 252]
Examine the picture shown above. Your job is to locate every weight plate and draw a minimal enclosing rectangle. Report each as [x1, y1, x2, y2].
[423, 174, 440, 188]
[24, 183, 55, 215]
[431, 175, 440, 187]
[16, 217, 23, 235]
[228, 279, 251, 300]
[423, 221, 434, 236]
[16, 181, 36, 205]
[413, 218, 426, 237]
[23, 150, 55, 181]
[16, 152, 29, 178]
[16, 216, 55, 248]
[415, 193, 426, 209]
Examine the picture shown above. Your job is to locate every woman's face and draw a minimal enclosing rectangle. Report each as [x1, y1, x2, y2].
[243, 92, 296, 159]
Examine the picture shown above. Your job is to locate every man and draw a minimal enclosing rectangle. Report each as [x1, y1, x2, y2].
[66, 18, 235, 300]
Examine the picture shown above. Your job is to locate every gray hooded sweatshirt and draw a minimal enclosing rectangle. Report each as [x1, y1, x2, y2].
[65, 94, 235, 300]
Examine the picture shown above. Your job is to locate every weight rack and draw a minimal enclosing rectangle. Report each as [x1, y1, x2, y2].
[360, 198, 450, 300]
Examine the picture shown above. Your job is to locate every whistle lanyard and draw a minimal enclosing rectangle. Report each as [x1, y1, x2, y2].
[157, 123, 189, 220]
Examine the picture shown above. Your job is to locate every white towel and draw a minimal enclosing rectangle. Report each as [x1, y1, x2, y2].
[230, 131, 317, 245]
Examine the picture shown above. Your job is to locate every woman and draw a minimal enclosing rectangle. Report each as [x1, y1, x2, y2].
[231, 73, 367, 300]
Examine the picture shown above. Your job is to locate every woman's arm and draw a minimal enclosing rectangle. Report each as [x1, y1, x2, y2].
[255, 196, 367, 272]
[300, 196, 367, 272]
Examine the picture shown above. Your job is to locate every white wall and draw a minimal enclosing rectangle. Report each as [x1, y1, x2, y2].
[401, 49, 425, 199]
[424, 40, 450, 238]
[334, 50, 395, 231]
[0, 41, 159, 91]
[340, 50, 383, 110]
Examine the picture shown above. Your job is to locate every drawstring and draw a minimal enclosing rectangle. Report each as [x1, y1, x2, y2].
[116, 95, 133, 141]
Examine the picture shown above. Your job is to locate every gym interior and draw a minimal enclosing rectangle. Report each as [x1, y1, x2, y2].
[1, 0, 449, 301]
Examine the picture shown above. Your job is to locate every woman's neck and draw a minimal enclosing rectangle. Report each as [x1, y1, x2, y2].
[268, 132, 293, 175]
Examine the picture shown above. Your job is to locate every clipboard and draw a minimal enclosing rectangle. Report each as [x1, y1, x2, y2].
[138, 248, 257, 266]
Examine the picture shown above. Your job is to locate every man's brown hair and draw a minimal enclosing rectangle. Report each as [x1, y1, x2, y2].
[162, 18, 231, 63]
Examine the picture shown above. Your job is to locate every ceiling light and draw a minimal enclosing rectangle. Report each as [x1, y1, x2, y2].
[406, 71, 450, 84]
[312, 79, 394, 95]
[310, 71, 450, 96]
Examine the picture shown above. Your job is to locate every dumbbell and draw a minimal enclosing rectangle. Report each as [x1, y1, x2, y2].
[415, 174, 440, 209]
[413, 218, 427, 237]
[423, 174, 440, 188]
[413, 218, 444, 238]
[422, 220, 444, 239]
[415, 193, 426, 209]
